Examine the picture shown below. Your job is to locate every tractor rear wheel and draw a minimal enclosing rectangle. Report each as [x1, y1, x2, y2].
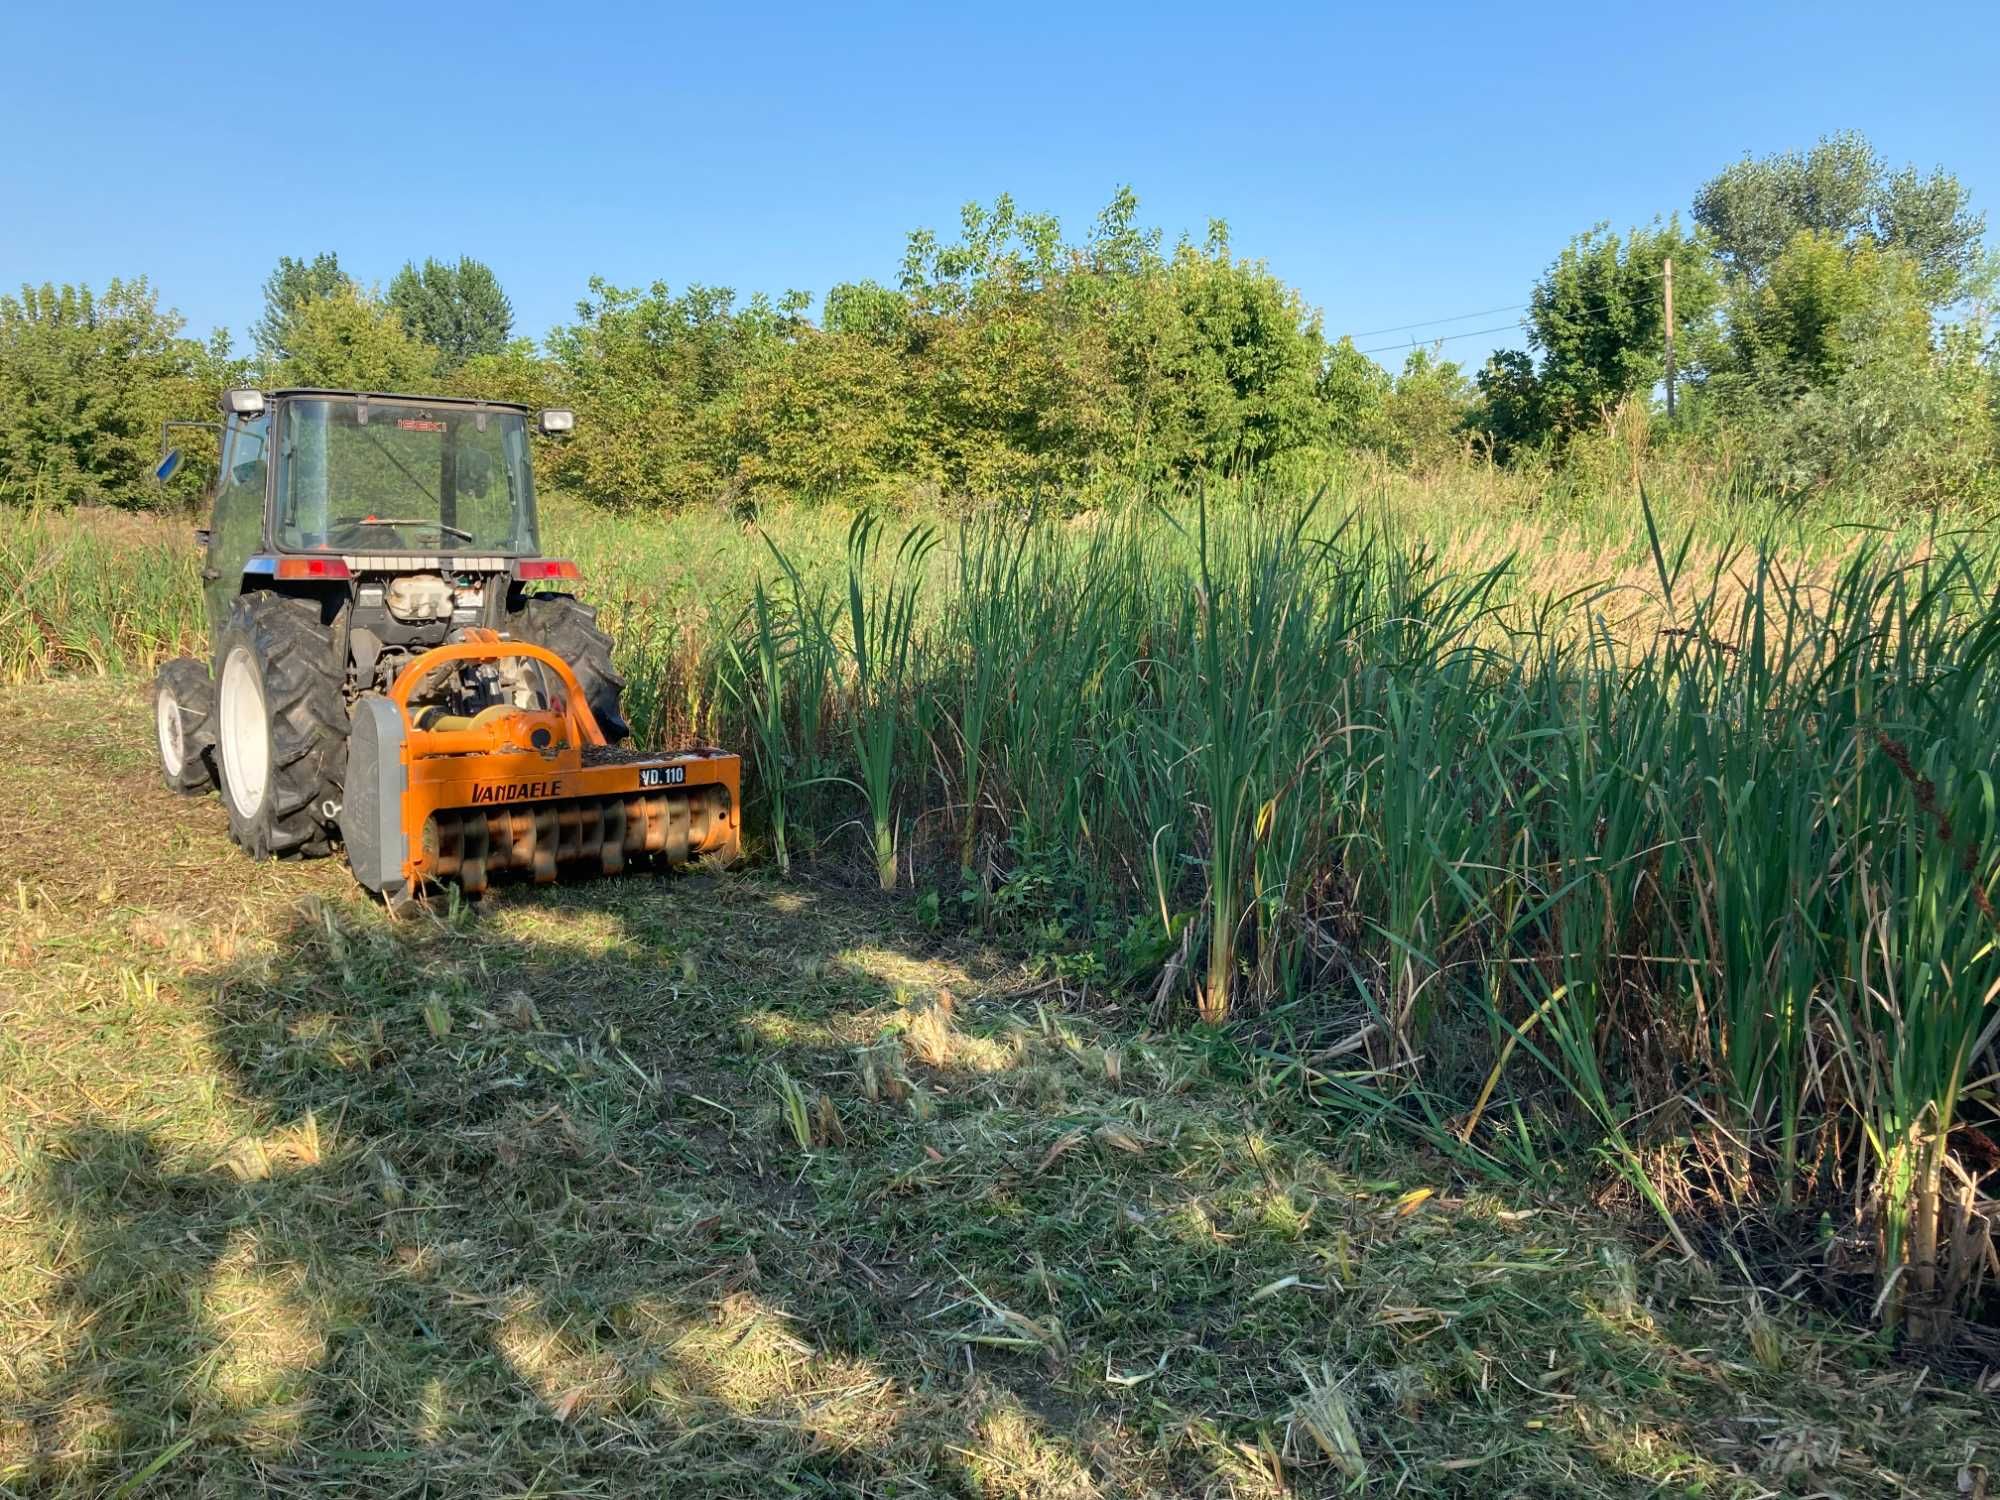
[514, 593, 630, 743]
[153, 656, 217, 795]
[213, 593, 347, 859]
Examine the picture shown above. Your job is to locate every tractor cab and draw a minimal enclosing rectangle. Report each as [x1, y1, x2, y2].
[188, 389, 573, 638]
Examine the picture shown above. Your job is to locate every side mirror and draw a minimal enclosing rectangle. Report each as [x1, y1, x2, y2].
[538, 408, 575, 436]
[155, 448, 183, 482]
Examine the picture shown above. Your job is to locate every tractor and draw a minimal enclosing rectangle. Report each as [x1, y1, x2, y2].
[152, 387, 739, 905]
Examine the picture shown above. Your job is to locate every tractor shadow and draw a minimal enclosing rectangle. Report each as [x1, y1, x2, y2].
[12, 870, 1151, 1497]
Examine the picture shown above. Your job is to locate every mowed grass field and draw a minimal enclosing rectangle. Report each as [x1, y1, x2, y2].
[1, 681, 1995, 1498]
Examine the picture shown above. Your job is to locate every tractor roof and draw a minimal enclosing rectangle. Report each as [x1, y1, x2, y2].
[267, 388, 535, 413]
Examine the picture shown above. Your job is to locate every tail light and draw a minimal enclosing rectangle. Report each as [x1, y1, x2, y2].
[274, 557, 352, 580]
[515, 559, 582, 581]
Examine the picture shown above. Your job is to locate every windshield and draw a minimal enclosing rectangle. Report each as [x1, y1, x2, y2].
[275, 398, 538, 555]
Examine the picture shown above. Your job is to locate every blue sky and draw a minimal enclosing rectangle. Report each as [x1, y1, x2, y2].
[3, 1, 1992, 375]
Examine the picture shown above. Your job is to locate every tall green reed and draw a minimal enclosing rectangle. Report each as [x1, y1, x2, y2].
[841, 514, 938, 891]
[0, 506, 203, 682]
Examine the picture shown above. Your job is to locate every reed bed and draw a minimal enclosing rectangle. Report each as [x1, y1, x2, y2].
[693, 498, 2000, 1336]
[0, 507, 204, 682]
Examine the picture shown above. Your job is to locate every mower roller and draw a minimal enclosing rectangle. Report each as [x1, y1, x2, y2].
[150, 387, 739, 904]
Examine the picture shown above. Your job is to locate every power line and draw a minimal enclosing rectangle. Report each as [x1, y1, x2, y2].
[1344, 302, 1525, 339]
[1345, 268, 1670, 357]
[1349, 269, 1675, 359]
[1356, 321, 1524, 356]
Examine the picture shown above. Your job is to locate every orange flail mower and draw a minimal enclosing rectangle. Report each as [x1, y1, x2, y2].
[343, 631, 739, 905]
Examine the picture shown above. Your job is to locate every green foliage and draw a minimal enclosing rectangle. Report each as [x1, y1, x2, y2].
[1470, 348, 1545, 462]
[275, 285, 438, 393]
[446, 338, 561, 409]
[0, 280, 235, 508]
[1725, 231, 1931, 390]
[898, 227, 1115, 496]
[1376, 348, 1474, 468]
[1319, 337, 1392, 450]
[1670, 133, 1997, 514]
[252, 252, 351, 366]
[1703, 232, 2000, 508]
[544, 278, 804, 509]
[533, 191, 1349, 509]
[732, 329, 911, 502]
[822, 278, 907, 341]
[1152, 227, 1332, 477]
[387, 256, 514, 370]
[1487, 219, 1719, 445]
[0, 148, 1991, 521]
[1694, 130, 1987, 301]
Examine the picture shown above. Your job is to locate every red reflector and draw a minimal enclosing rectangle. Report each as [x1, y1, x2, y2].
[516, 559, 581, 580]
[274, 557, 352, 580]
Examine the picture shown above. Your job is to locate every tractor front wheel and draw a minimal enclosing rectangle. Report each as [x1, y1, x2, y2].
[153, 656, 217, 795]
[213, 593, 347, 859]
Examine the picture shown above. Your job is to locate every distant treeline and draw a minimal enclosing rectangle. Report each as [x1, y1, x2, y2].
[3, 132, 1994, 513]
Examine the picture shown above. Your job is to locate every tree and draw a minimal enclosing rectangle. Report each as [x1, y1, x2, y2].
[1513, 219, 1719, 440]
[1377, 348, 1474, 469]
[277, 286, 437, 393]
[894, 193, 1118, 494]
[1706, 230, 1996, 508]
[1319, 338, 1392, 452]
[732, 328, 913, 502]
[0, 279, 235, 508]
[387, 257, 514, 370]
[1726, 232, 1931, 392]
[525, 188, 1369, 507]
[544, 279, 799, 507]
[899, 193, 1064, 321]
[905, 275, 1119, 496]
[446, 338, 560, 409]
[823, 279, 908, 343]
[1694, 132, 1986, 302]
[253, 253, 352, 365]
[1470, 349, 1547, 462]
[1149, 226, 1332, 477]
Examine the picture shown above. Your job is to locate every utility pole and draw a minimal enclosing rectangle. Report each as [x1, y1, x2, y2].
[1662, 258, 1676, 421]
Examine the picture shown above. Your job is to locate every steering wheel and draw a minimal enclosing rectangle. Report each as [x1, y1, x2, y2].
[328, 516, 475, 548]
[329, 515, 407, 547]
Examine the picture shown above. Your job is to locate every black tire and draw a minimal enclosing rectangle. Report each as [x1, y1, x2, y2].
[212, 592, 348, 860]
[153, 656, 217, 795]
[513, 593, 629, 744]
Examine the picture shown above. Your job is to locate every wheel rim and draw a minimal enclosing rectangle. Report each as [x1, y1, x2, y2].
[156, 686, 186, 778]
[219, 648, 270, 820]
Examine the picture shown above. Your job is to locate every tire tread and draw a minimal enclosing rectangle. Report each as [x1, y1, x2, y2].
[213, 592, 348, 860]
[514, 594, 629, 744]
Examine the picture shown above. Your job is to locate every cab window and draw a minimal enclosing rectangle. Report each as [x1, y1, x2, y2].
[218, 414, 270, 515]
[205, 411, 270, 628]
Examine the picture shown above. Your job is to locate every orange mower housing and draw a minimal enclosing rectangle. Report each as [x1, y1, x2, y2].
[339, 631, 739, 903]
